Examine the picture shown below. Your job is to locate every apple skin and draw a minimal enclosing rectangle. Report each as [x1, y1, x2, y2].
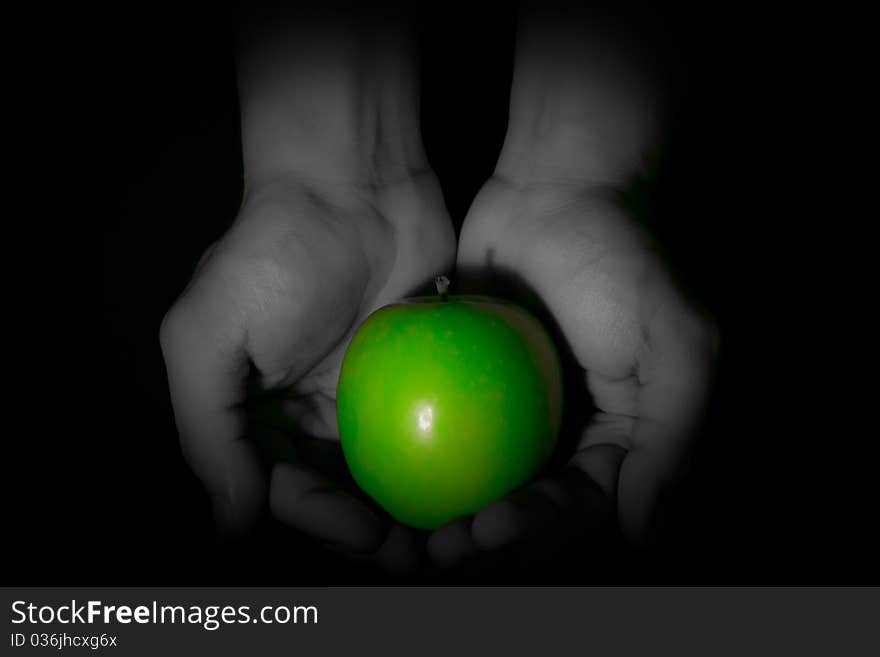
[336, 294, 563, 530]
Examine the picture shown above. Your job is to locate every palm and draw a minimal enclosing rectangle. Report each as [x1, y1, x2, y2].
[200, 175, 455, 444]
[455, 176, 715, 546]
[459, 177, 656, 441]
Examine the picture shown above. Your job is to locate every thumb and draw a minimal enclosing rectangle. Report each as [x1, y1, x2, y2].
[619, 298, 718, 545]
[160, 290, 266, 538]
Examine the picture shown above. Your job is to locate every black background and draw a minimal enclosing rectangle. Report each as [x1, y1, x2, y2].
[10, 2, 871, 585]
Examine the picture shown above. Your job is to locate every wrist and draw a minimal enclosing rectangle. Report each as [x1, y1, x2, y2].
[496, 5, 666, 188]
[241, 103, 428, 192]
[496, 77, 662, 188]
[237, 10, 427, 190]
[496, 122, 650, 189]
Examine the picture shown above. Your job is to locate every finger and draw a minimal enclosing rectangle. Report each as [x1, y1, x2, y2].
[247, 395, 350, 482]
[472, 464, 614, 554]
[365, 524, 425, 578]
[325, 523, 426, 579]
[160, 296, 265, 538]
[472, 486, 559, 552]
[279, 393, 339, 440]
[620, 298, 718, 544]
[427, 516, 479, 570]
[571, 418, 633, 497]
[269, 462, 388, 554]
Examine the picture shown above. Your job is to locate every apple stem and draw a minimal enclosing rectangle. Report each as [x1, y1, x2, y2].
[435, 275, 450, 300]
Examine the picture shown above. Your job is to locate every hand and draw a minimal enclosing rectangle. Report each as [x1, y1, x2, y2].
[428, 174, 717, 571]
[160, 172, 455, 573]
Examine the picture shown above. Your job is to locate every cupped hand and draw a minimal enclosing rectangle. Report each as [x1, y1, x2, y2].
[160, 171, 455, 573]
[429, 174, 718, 570]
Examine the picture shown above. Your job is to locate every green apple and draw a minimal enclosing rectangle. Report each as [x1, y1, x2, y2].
[336, 281, 563, 530]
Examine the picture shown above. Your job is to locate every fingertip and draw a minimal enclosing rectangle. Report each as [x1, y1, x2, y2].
[617, 445, 679, 548]
[211, 496, 235, 539]
[212, 495, 253, 541]
[270, 463, 387, 554]
[427, 516, 478, 569]
[472, 498, 525, 551]
[208, 453, 267, 541]
[371, 524, 425, 578]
